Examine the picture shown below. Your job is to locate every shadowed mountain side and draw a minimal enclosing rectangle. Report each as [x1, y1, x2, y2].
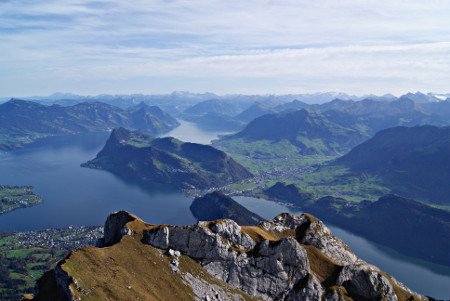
[190, 191, 264, 225]
[335, 125, 450, 205]
[264, 182, 450, 267]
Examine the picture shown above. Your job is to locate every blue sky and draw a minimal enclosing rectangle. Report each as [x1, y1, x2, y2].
[1, 0, 450, 97]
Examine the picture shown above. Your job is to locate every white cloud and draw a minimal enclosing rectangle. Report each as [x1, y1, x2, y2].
[1, 0, 450, 96]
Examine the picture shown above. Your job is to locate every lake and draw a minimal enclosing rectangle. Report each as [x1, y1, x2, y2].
[0, 122, 449, 298]
[160, 119, 233, 144]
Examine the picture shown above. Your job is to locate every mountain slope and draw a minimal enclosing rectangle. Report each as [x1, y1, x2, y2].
[273, 99, 310, 112]
[235, 102, 275, 122]
[0, 99, 179, 150]
[82, 128, 253, 189]
[217, 109, 369, 156]
[128, 103, 180, 133]
[319, 98, 445, 133]
[30, 211, 425, 301]
[336, 125, 450, 204]
[183, 99, 245, 116]
[264, 182, 314, 206]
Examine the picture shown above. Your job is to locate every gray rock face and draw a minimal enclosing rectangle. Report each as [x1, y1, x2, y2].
[36, 211, 426, 301]
[299, 217, 358, 266]
[183, 272, 246, 301]
[101, 211, 136, 246]
[144, 213, 425, 301]
[53, 265, 77, 301]
[337, 264, 398, 301]
[146, 225, 170, 249]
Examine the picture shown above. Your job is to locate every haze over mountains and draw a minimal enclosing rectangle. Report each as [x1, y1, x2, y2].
[2, 90, 447, 111]
[0, 99, 179, 150]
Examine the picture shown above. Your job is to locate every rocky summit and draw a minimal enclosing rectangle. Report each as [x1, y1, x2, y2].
[29, 211, 426, 301]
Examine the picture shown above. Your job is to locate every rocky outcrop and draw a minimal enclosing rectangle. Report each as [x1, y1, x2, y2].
[100, 210, 137, 246]
[144, 213, 424, 301]
[31, 211, 426, 301]
[283, 193, 450, 267]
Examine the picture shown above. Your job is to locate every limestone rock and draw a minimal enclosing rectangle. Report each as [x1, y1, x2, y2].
[101, 211, 136, 246]
[337, 264, 398, 300]
[33, 211, 427, 301]
[143, 213, 425, 301]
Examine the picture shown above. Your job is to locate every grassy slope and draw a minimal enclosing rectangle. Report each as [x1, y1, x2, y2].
[291, 166, 390, 202]
[34, 219, 258, 301]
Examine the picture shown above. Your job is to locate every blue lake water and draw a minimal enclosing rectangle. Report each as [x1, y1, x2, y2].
[0, 123, 449, 298]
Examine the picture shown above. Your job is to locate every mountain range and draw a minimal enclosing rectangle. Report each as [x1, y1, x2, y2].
[215, 97, 450, 157]
[9, 91, 447, 108]
[0, 99, 179, 150]
[81, 128, 253, 189]
[4, 92, 448, 142]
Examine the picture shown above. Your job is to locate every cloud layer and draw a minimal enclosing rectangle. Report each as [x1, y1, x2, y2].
[1, 0, 449, 96]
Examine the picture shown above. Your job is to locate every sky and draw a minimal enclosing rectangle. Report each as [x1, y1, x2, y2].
[1, 0, 450, 97]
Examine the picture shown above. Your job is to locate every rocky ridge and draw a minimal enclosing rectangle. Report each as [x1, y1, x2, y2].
[30, 211, 426, 301]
